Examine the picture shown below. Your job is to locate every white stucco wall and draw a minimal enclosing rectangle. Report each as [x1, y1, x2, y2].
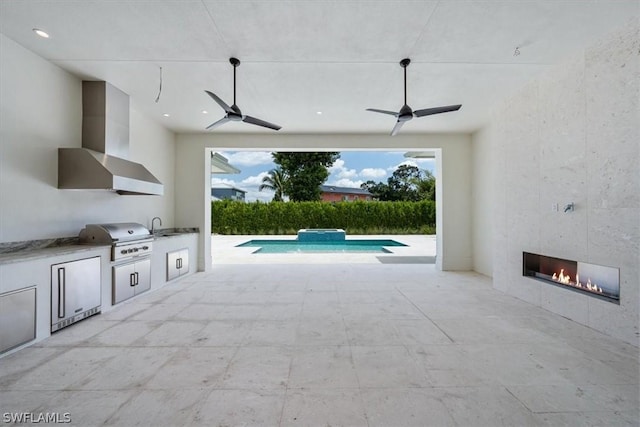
[0, 34, 176, 242]
[477, 21, 639, 345]
[175, 133, 472, 272]
[470, 125, 494, 277]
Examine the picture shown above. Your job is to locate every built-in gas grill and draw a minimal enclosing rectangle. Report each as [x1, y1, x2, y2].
[79, 223, 154, 305]
[79, 222, 153, 262]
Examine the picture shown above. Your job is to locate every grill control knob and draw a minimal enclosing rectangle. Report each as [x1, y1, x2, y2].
[133, 248, 139, 252]
[121, 250, 127, 254]
[128, 249, 133, 253]
[142, 246, 149, 250]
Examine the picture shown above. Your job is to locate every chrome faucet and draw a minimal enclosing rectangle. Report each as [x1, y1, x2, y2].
[151, 216, 162, 234]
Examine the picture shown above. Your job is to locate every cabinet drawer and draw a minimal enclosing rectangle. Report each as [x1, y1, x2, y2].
[0, 287, 36, 354]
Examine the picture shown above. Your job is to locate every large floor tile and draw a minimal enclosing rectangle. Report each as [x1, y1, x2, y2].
[351, 346, 429, 388]
[281, 389, 368, 427]
[75, 347, 177, 390]
[103, 389, 208, 426]
[361, 388, 456, 427]
[137, 320, 208, 346]
[191, 389, 285, 427]
[344, 318, 404, 346]
[508, 383, 640, 413]
[393, 319, 454, 345]
[99, 302, 153, 321]
[438, 385, 544, 426]
[296, 318, 348, 346]
[288, 346, 360, 389]
[145, 347, 235, 390]
[0, 347, 65, 387]
[221, 346, 293, 390]
[84, 320, 159, 346]
[128, 303, 190, 321]
[534, 410, 640, 426]
[244, 320, 299, 346]
[191, 319, 253, 346]
[0, 391, 60, 415]
[8, 347, 121, 390]
[34, 390, 136, 426]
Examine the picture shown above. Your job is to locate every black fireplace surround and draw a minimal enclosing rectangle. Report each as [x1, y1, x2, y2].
[523, 252, 620, 304]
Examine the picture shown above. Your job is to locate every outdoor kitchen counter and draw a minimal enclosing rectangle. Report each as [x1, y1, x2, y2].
[0, 228, 199, 265]
[152, 228, 199, 239]
[0, 242, 111, 265]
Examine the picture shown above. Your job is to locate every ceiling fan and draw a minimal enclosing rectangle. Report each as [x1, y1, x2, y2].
[205, 57, 281, 131]
[366, 58, 461, 136]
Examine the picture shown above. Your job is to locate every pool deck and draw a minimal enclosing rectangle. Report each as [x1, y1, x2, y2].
[212, 234, 436, 264]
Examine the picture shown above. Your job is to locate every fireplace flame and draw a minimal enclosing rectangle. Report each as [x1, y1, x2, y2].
[551, 269, 602, 294]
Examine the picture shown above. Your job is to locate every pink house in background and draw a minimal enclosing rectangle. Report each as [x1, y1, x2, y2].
[320, 185, 373, 202]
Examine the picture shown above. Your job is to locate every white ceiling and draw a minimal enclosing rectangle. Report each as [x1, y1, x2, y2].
[1, 1, 638, 135]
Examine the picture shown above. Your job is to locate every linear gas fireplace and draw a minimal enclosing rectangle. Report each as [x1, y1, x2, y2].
[523, 252, 620, 304]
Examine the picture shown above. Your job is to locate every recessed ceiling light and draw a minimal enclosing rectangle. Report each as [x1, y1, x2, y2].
[163, 113, 170, 117]
[33, 28, 50, 38]
[201, 110, 208, 114]
[316, 111, 323, 115]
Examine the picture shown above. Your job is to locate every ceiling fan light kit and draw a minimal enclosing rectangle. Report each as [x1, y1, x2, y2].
[366, 58, 462, 136]
[205, 57, 461, 135]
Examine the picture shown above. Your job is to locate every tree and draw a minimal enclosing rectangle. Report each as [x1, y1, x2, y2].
[361, 180, 391, 201]
[387, 164, 422, 201]
[272, 152, 340, 201]
[362, 164, 435, 202]
[414, 169, 436, 201]
[259, 168, 288, 202]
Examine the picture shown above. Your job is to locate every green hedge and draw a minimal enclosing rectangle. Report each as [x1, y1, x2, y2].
[212, 200, 435, 235]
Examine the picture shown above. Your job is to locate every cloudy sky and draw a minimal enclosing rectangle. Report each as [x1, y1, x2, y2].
[212, 151, 436, 202]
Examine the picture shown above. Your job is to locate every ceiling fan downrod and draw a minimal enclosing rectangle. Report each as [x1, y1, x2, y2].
[400, 58, 410, 106]
[230, 57, 240, 106]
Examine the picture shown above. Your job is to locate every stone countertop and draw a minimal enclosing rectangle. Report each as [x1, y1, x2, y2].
[0, 243, 111, 265]
[0, 228, 199, 265]
[152, 228, 199, 239]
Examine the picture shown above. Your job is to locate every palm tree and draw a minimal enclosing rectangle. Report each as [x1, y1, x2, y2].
[259, 168, 288, 202]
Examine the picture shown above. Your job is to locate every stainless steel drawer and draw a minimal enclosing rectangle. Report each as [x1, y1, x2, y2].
[0, 287, 36, 354]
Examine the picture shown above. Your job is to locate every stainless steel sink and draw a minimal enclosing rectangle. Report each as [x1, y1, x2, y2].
[154, 232, 182, 237]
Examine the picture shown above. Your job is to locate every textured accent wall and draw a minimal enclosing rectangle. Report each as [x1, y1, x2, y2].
[0, 34, 177, 242]
[487, 21, 639, 345]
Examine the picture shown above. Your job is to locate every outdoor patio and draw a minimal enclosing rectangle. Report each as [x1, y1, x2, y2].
[1, 247, 638, 426]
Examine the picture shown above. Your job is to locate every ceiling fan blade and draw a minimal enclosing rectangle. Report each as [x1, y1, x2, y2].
[242, 115, 281, 131]
[205, 117, 230, 130]
[390, 120, 405, 136]
[366, 108, 398, 116]
[205, 90, 233, 113]
[413, 104, 462, 117]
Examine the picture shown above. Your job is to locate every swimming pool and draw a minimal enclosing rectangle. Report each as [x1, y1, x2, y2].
[236, 239, 407, 254]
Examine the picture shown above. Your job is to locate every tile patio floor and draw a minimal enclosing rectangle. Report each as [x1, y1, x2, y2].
[1, 238, 638, 426]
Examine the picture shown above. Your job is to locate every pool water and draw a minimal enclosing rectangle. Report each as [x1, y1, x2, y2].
[236, 239, 407, 254]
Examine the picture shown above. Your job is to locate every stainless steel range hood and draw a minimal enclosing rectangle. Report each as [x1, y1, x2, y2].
[58, 81, 164, 196]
